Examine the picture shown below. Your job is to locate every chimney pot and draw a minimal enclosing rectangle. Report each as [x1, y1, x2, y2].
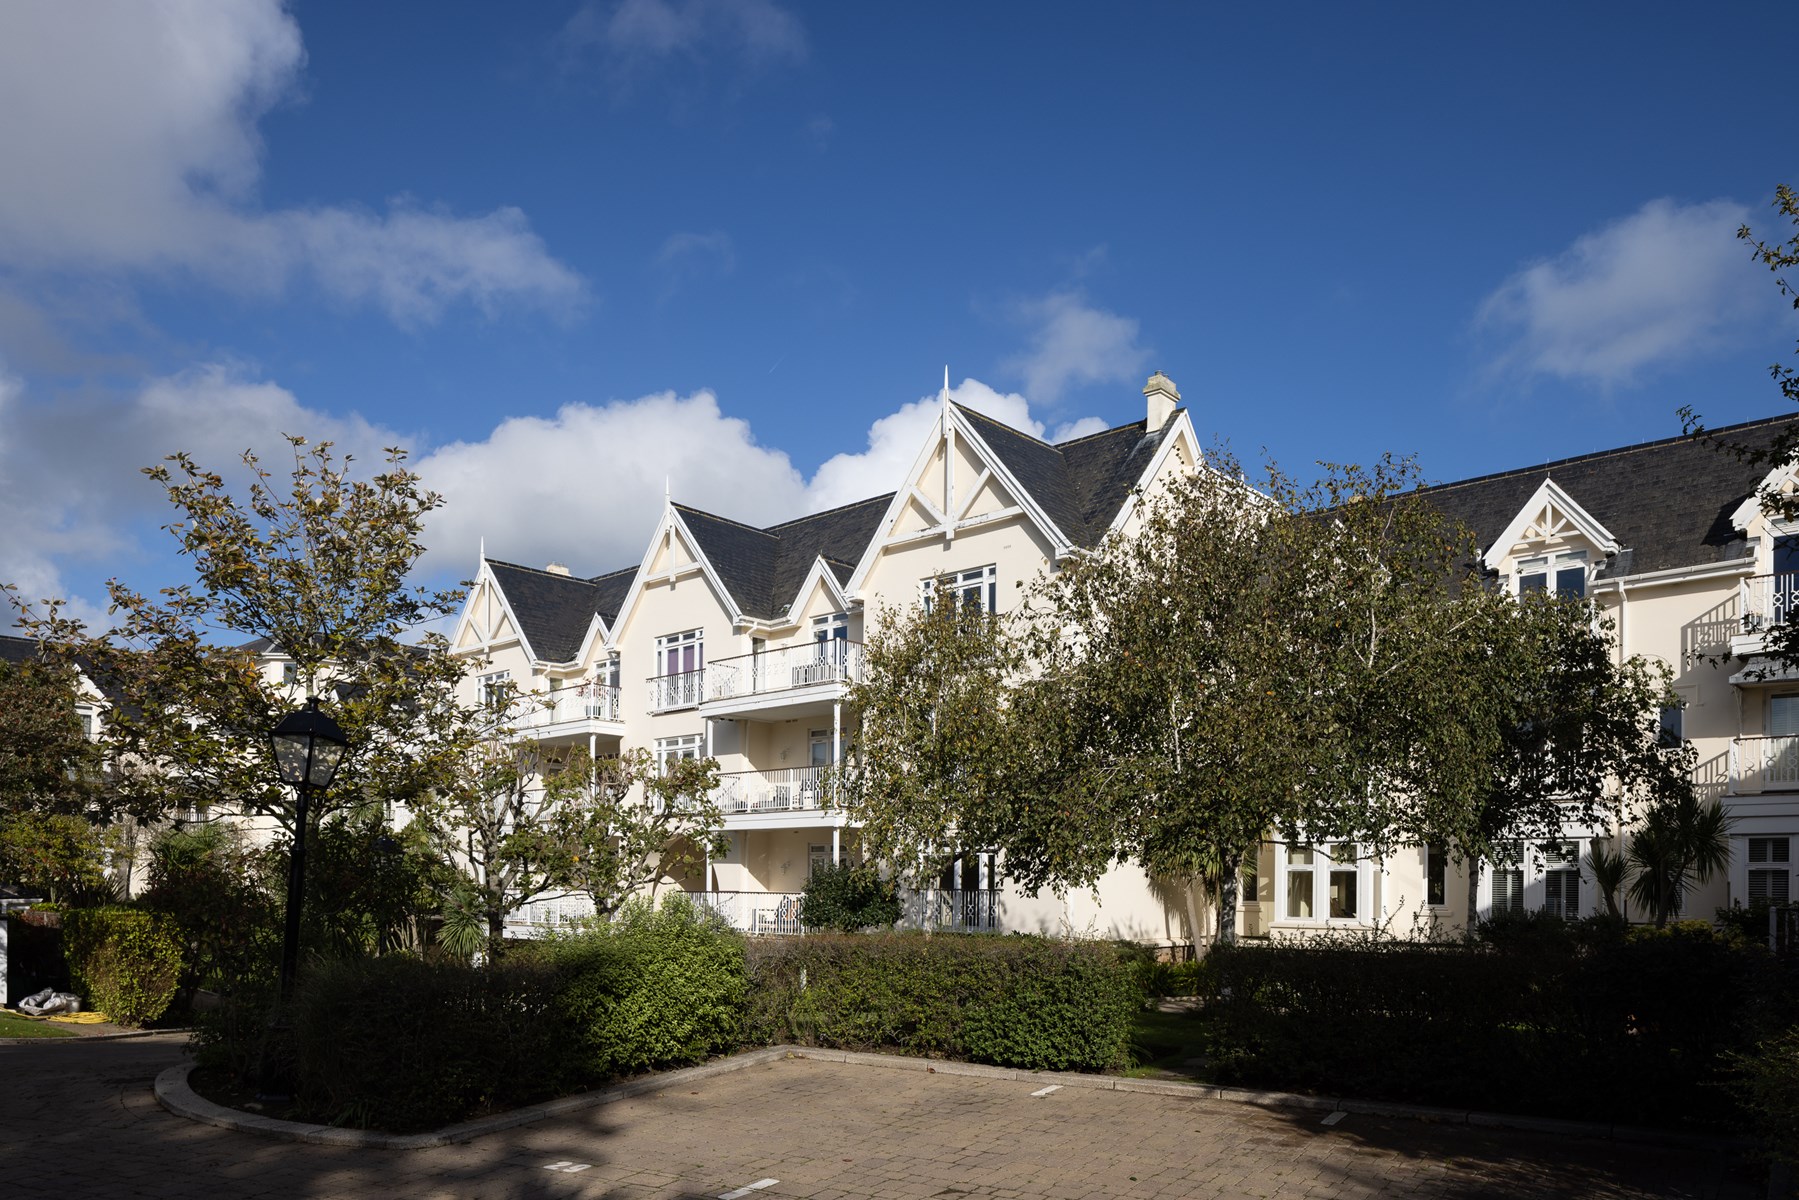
[1143, 371, 1180, 429]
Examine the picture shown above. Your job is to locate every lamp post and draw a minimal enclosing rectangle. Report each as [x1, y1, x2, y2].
[268, 695, 348, 1005]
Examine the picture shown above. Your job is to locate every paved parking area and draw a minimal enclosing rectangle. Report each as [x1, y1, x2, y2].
[1, 1033, 1759, 1199]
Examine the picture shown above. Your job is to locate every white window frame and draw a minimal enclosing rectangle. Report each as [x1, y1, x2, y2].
[1747, 836, 1793, 904]
[922, 564, 999, 614]
[1480, 838, 1591, 919]
[655, 733, 703, 774]
[1424, 842, 1450, 910]
[1274, 842, 1373, 926]
[480, 669, 511, 710]
[1515, 549, 1589, 599]
[653, 630, 705, 710]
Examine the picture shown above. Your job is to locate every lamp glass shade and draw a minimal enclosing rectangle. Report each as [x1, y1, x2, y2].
[269, 699, 349, 789]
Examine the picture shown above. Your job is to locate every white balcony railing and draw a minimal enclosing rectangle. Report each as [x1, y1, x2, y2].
[1740, 573, 1799, 636]
[691, 890, 806, 936]
[512, 684, 622, 729]
[649, 669, 705, 712]
[1732, 735, 1799, 793]
[705, 641, 864, 704]
[715, 766, 833, 815]
[922, 887, 1002, 932]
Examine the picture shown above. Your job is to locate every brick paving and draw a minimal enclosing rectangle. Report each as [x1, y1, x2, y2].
[0, 1033, 1760, 1199]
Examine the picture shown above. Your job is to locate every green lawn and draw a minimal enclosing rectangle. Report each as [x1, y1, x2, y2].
[1125, 1005, 1211, 1080]
[0, 1011, 76, 1038]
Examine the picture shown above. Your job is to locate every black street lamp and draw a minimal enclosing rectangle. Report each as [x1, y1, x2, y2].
[268, 695, 348, 1005]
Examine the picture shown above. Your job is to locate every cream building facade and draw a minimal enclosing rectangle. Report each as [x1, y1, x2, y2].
[448, 381, 1799, 946]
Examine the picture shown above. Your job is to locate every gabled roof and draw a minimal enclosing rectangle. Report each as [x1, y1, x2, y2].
[954, 405, 1175, 548]
[673, 495, 893, 621]
[0, 633, 37, 666]
[484, 559, 635, 664]
[1421, 413, 1799, 579]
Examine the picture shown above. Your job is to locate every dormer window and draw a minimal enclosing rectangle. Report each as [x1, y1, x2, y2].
[1517, 550, 1587, 599]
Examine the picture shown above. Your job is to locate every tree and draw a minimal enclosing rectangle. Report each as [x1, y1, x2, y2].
[543, 745, 725, 919]
[416, 710, 725, 954]
[7, 438, 468, 839]
[0, 812, 109, 902]
[0, 655, 106, 819]
[840, 580, 1027, 890]
[1000, 455, 1507, 946]
[1626, 791, 1733, 927]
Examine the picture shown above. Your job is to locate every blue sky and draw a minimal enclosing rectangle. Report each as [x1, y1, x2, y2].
[3, 1, 1797, 627]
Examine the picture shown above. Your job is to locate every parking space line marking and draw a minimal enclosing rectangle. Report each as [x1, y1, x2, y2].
[1029, 1085, 1063, 1097]
[1321, 1111, 1346, 1126]
[719, 1178, 779, 1199]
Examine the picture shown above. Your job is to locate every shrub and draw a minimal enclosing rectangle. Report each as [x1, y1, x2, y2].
[548, 895, 746, 1078]
[1199, 928, 1798, 1129]
[1728, 1025, 1799, 1166]
[745, 932, 1143, 1072]
[61, 907, 184, 1027]
[800, 864, 901, 932]
[140, 824, 278, 999]
[291, 954, 573, 1131]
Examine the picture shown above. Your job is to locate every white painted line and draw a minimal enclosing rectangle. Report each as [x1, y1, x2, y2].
[1029, 1085, 1063, 1098]
[1320, 1111, 1346, 1127]
[543, 1160, 593, 1172]
[718, 1179, 779, 1200]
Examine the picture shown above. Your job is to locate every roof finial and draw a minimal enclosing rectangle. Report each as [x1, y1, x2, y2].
[942, 365, 951, 403]
[479, 535, 485, 563]
[664, 475, 671, 505]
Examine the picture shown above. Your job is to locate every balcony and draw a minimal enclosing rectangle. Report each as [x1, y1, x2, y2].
[700, 641, 864, 720]
[715, 766, 835, 820]
[1734, 573, 1799, 656]
[692, 890, 806, 936]
[509, 685, 623, 738]
[687, 888, 1002, 936]
[649, 669, 705, 713]
[1731, 735, 1799, 794]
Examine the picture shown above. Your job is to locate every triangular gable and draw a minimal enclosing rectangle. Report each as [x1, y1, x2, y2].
[603, 505, 746, 649]
[1479, 477, 1621, 572]
[451, 559, 535, 661]
[1732, 461, 1799, 534]
[782, 556, 853, 626]
[845, 400, 1075, 597]
[1099, 409, 1203, 539]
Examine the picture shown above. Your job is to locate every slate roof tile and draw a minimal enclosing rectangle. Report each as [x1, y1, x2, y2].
[485, 559, 612, 664]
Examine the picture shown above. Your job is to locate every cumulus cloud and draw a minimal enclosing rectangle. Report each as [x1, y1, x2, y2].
[559, 0, 806, 75]
[0, 0, 583, 324]
[419, 378, 1108, 575]
[1002, 291, 1153, 403]
[1474, 197, 1768, 386]
[0, 360, 405, 632]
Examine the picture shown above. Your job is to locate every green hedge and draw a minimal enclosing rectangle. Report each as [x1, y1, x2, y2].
[1200, 925, 1799, 1128]
[61, 907, 184, 1027]
[285, 896, 744, 1131]
[744, 932, 1144, 1072]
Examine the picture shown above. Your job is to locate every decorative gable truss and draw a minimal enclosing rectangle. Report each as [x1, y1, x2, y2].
[846, 400, 1075, 595]
[1480, 477, 1621, 575]
[452, 560, 534, 662]
[1730, 461, 1799, 536]
[599, 504, 746, 652]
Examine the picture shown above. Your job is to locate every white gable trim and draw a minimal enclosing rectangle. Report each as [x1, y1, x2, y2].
[844, 402, 1074, 598]
[1104, 409, 1203, 539]
[1731, 461, 1799, 533]
[780, 556, 853, 626]
[451, 558, 539, 664]
[603, 505, 746, 650]
[1480, 477, 1621, 572]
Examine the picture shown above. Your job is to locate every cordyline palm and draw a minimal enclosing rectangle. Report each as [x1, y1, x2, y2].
[1626, 790, 1733, 927]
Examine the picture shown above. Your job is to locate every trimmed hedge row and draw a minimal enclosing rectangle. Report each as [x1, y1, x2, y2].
[284, 897, 745, 1131]
[61, 907, 183, 1027]
[1200, 925, 1799, 1128]
[744, 932, 1144, 1072]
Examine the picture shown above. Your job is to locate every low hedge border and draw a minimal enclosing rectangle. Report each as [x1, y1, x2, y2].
[154, 1044, 1753, 1153]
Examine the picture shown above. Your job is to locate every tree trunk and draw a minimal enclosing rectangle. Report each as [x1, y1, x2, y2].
[1465, 856, 1480, 940]
[1183, 880, 1205, 958]
[486, 909, 505, 959]
[1216, 854, 1240, 946]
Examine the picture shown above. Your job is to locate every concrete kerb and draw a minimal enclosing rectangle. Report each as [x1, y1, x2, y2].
[153, 1042, 1752, 1155]
[0, 1026, 191, 1047]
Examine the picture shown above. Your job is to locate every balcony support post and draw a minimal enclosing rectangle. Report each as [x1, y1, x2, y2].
[831, 824, 840, 868]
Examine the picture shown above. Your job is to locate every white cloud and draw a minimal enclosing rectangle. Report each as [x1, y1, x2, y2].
[1475, 197, 1766, 386]
[1002, 291, 1152, 403]
[559, 0, 806, 73]
[0, 360, 405, 633]
[0, 0, 583, 324]
[420, 378, 1108, 574]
